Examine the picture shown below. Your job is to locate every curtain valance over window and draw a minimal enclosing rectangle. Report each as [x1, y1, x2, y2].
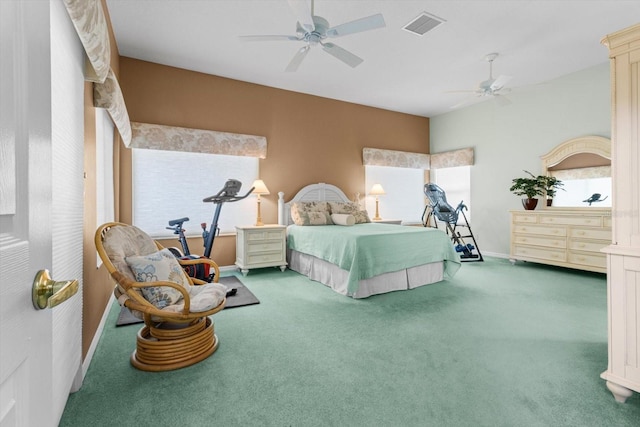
[130, 122, 267, 158]
[63, 0, 110, 83]
[93, 69, 132, 146]
[363, 148, 430, 169]
[363, 147, 474, 170]
[430, 147, 474, 169]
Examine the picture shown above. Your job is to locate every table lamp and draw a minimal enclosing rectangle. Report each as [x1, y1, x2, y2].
[251, 179, 270, 226]
[369, 184, 386, 220]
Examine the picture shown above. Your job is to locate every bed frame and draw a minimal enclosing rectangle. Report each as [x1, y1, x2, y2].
[277, 183, 445, 298]
[277, 182, 351, 226]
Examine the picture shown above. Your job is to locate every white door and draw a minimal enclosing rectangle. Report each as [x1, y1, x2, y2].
[0, 1, 82, 425]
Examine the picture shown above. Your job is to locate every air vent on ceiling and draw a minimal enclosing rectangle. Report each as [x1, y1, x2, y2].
[403, 12, 445, 36]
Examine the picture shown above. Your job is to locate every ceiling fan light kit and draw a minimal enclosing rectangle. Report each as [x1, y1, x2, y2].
[239, 0, 385, 72]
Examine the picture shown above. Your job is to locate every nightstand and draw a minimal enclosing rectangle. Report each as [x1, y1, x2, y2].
[235, 225, 287, 276]
[371, 219, 402, 225]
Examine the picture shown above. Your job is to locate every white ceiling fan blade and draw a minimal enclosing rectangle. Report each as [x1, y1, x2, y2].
[239, 35, 300, 42]
[450, 96, 483, 110]
[326, 14, 386, 38]
[321, 42, 363, 68]
[493, 94, 512, 107]
[490, 74, 512, 90]
[287, 0, 315, 33]
[285, 45, 310, 72]
[444, 90, 476, 94]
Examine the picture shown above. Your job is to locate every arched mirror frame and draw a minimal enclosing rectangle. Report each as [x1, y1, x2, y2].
[540, 135, 611, 209]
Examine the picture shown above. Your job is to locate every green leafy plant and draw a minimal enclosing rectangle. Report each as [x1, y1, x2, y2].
[509, 171, 544, 199]
[538, 175, 564, 199]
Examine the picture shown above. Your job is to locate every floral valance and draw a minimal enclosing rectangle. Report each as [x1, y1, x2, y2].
[93, 69, 132, 145]
[130, 122, 267, 158]
[63, 0, 110, 83]
[363, 148, 430, 169]
[430, 148, 474, 169]
[363, 147, 474, 170]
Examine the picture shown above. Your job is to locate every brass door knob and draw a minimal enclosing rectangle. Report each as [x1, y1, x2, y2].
[32, 269, 79, 310]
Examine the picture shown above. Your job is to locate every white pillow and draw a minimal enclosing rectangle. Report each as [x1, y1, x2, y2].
[331, 213, 355, 226]
[328, 202, 371, 224]
[125, 248, 191, 309]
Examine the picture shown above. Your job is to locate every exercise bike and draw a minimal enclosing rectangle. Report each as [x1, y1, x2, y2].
[166, 179, 253, 283]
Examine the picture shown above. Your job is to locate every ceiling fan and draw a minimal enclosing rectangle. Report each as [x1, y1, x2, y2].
[239, 0, 385, 72]
[449, 53, 513, 109]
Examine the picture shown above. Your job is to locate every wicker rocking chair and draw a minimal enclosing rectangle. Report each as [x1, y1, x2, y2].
[95, 222, 226, 371]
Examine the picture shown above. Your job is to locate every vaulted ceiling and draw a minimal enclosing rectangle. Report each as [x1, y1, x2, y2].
[106, 0, 640, 117]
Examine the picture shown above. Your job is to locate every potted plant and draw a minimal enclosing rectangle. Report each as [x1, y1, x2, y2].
[538, 175, 564, 206]
[510, 171, 544, 210]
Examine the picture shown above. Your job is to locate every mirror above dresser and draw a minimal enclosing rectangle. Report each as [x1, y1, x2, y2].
[541, 135, 611, 208]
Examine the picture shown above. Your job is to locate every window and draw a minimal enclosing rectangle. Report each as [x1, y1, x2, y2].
[364, 165, 425, 224]
[96, 108, 115, 267]
[132, 149, 258, 238]
[431, 166, 471, 223]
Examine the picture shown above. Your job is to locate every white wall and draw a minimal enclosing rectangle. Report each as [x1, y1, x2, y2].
[430, 63, 611, 257]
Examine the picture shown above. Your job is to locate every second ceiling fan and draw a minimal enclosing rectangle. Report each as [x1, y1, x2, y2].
[450, 53, 513, 109]
[240, 0, 385, 72]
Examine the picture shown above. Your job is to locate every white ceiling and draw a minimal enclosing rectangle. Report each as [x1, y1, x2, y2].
[105, 0, 640, 118]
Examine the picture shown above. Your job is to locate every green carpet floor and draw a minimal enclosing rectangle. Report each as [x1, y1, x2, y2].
[60, 259, 640, 426]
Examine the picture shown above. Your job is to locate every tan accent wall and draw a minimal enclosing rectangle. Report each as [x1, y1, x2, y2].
[118, 57, 430, 266]
[80, 0, 121, 359]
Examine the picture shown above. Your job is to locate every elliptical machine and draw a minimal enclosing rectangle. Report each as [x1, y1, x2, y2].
[166, 179, 253, 282]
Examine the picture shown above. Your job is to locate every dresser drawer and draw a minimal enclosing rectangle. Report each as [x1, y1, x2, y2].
[513, 235, 566, 249]
[513, 224, 566, 237]
[568, 252, 606, 269]
[604, 216, 612, 228]
[246, 230, 285, 241]
[569, 240, 609, 253]
[539, 215, 602, 227]
[513, 245, 566, 263]
[570, 228, 611, 241]
[247, 241, 283, 254]
[512, 214, 538, 224]
[247, 251, 285, 265]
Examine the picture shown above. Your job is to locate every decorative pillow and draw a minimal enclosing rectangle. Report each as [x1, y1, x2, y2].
[125, 248, 191, 309]
[328, 202, 371, 224]
[290, 201, 333, 226]
[331, 213, 356, 226]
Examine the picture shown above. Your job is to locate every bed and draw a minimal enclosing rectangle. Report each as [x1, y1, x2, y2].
[277, 183, 461, 298]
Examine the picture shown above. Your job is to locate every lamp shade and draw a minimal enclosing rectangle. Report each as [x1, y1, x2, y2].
[369, 184, 386, 196]
[251, 179, 270, 196]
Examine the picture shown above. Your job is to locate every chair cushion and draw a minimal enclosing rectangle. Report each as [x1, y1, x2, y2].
[162, 282, 227, 313]
[103, 224, 160, 283]
[126, 248, 192, 309]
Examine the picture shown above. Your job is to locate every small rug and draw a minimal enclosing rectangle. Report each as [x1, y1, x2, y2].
[116, 276, 259, 327]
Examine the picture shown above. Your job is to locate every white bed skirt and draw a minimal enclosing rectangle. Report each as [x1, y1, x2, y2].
[287, 249, 444, 298]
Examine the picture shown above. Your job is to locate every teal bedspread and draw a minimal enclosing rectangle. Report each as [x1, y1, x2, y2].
[287, 223, 461, 294]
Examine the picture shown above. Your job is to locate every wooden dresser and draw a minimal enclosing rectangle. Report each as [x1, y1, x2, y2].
[509, 208, 611, 273]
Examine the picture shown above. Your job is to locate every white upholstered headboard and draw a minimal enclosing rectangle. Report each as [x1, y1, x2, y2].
[278, 183, 352, 225]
